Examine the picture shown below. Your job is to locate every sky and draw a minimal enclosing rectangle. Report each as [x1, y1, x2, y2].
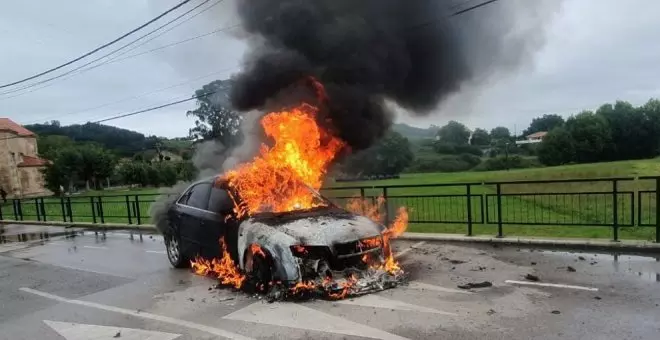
[1, 0, 659, 138]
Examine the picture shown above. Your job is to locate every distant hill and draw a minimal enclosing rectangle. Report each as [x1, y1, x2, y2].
[392, 123, 439, 140]
[25, 121, 191, 157]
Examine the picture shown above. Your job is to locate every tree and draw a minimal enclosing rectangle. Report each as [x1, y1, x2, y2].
[342, 131, 414, 176]
[187, 79, 243, 147]
[40, 146, 83, 193]
[490, 126, 511, 141]
[597, 101, 656, 160]
[78, 144, 117, 190]
[523, 114, 565, 136]
[538, 127, 575, 166]
[437, 121, 470, 145]
[470, 128, 490, 146]
[37, 135, 74, 160]
[565, 111, 612, 163]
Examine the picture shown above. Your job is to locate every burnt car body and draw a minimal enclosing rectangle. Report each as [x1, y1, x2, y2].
[163, 175, 386, 284]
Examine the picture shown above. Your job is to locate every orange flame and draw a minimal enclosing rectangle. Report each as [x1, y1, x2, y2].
[221, 80, 345, 218]
[191, 237, 246, 289]
[250, 243, 266, 258]
[345, 197, 409, 275]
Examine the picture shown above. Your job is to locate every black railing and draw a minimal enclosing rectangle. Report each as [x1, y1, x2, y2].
[2, 177, 660, 242]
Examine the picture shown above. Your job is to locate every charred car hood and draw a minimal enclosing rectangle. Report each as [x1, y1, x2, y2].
[246, 208, 385, 245]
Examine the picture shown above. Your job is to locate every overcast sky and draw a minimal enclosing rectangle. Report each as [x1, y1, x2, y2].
[1, 0, 659, 138]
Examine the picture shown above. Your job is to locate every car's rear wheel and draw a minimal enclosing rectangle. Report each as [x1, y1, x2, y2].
[165, 233, 188, 268]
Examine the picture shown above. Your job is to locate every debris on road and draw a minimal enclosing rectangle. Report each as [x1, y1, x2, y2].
[458, 281, 493, 289]
[551, 310, 561, 314]
[531, 262, 537, 266]
[567, 266, 576, 272]
[594, 296, 602, 300]
[113, 331, 121, 338]
[578, 256, 586, 261]
[487, 309, 496, 315]
[449, 259, 466, 264]
[525, 274, 540, 282]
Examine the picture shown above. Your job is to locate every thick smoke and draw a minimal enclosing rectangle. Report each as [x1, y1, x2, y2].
[230, 0, 560, 150]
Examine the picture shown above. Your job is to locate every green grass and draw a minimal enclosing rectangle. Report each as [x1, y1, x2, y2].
[3, 159, 660, 241]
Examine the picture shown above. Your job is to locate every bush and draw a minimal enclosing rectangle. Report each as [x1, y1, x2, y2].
[406, 154, 480, 173]
[473, 156, 540, 171]
[433, 142, 482, 156]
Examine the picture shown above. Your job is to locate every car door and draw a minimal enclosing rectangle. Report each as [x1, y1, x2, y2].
[176, 182, 213, 259]
[207, 187, 240, 263]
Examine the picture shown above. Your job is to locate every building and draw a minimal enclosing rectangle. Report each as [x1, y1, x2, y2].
[515, 131, 548, 145]
[0, 118, 51, 198]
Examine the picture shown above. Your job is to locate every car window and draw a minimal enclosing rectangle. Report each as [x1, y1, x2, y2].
[209, 187, 234, 214]
[184, 183, 212, 210]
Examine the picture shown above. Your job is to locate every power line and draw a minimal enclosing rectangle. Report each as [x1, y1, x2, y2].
[22, 65, 238, 125]
[451, 0, 499, 16]
[0, 0, 195, 89]
[0, 0, 225, 97]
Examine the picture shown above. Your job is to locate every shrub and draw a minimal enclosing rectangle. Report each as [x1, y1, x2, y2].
[473, 156, 540, 171]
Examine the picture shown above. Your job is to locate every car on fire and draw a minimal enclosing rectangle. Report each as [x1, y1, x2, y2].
[162, 175, 387, 286]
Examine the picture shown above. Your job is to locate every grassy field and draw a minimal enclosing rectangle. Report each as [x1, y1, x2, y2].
[322, 158, 660, 241]
[2, 159, 660, 241]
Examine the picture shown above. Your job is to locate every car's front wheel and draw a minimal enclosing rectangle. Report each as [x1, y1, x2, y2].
[165, 233, 188, 268]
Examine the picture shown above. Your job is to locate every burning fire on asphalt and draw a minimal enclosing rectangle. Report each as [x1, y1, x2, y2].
[190, 79, 410, 300]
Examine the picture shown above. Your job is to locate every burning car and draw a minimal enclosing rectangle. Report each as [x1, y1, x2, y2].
[163, 175, 402, 297]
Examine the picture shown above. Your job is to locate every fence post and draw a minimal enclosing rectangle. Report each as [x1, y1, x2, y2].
[98, 196, 105, 224]
[125, 195, 133, 225]
[360, 187, 365, 199]
[135, 195, 141, 225]
[66, 197, 73, 222]
[612, 180, 619, 242]
[34, 198, 40, 221]
[90, 197, 97, 224]
[60, 197, 66, 222]
[496, 183, 503, 238]
[466, 184, 473, 236]
[0, 199, 3, 220]
[655, 177, 660, 243]
[17, 199, 23, 221]
[382, 187, 389, 226]
[40, 197, 47, 222]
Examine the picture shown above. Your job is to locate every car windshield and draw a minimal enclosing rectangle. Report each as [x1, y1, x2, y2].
[248, 183, 336, 214]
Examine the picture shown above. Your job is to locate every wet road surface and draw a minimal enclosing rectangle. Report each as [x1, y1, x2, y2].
[1, 223, 659, 339]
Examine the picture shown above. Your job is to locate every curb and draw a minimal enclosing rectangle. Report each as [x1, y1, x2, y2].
[399, 232, 660, 253]
[0, 220, 158, 233]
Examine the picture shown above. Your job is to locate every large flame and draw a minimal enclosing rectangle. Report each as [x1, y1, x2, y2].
[191, 237, 245, 289]
[221, 80, 345, 218]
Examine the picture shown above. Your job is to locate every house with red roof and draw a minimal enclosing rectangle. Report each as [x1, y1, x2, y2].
[0, 118, 51, 198]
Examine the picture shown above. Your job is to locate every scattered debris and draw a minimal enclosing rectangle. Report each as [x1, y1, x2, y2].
[594, 296, 602, 300]
[113, 331, 121, 338]
[578, 256, 586, 261]
[590, 262, 598, 265]
[449, 259, 466, 265]
[458, 281, 493, 289]
[470, 266, 487, 271]
[451, 266, 456, 270]
[178, 279, 187, 285]
[525, 274, 540, 282]
[487, 309, 496, 315]
[188, 297, 195, 302]
[551, 310, 561, 314]
[567, 266, 576, 272]
[218, 297, 235, 302]
[208, 287, 213, 291]
[531, 262, 537, 266]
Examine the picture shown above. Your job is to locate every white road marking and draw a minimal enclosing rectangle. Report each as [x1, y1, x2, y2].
[505, 280, 599, 291]
[336, 294, 456, 315]
[34, 263, 134, 279]
[82, 245, 108, 250]
[406, 281, 472, 294]
[145, 250, 167, 254]
[44, 320, 181, 340]
[20, 288, 254, 340]
[394, 241, 426, 259]
[224, 301, 410, 340]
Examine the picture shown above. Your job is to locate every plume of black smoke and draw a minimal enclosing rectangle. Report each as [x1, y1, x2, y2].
[230, 0, 559, 150]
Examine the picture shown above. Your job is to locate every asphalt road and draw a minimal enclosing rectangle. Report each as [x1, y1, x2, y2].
[0, 223, 659, 340]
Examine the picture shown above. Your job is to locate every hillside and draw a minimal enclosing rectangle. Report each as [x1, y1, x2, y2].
[26, 121, 191, 157]
[391, 123, 438, 140]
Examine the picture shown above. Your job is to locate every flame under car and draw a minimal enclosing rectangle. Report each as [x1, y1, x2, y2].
[163, 175, 387, 288]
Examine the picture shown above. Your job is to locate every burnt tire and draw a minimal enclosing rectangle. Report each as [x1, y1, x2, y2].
[165, 233, 188, 268]
[245, 248, 273, 292]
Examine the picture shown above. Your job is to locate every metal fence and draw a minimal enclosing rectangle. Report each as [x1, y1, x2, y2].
[2, 177, 659, 242]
